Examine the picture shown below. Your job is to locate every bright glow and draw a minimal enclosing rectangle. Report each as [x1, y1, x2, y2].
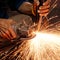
[28, 31, 60, 60]
[31, 31, 60, 45]
[10, 31, 60, 60]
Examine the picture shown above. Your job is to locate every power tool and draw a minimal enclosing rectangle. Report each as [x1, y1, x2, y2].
[14, 0, 47, 41]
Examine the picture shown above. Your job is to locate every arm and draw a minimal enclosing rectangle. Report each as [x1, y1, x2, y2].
[18, 2, 33, 14]
[8, 0, 33, 14]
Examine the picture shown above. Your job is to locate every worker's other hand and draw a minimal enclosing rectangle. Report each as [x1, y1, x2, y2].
[18, 2, 33, 14]
[0, 19, 17, 41]
[38, 0, 51, 16]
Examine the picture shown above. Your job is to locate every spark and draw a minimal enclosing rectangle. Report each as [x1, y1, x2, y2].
[0, 0, 60, 59]
[26, 31, 60, 60]
[1, 19, 60, 60]
[8, 31, 60, 60]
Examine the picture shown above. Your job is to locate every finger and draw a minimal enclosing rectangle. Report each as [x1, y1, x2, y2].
[39, 13, 48, 16]
[38, 9, 49, 14]
[39, 5, 50, 10]
[8, 27, 17, 39]
[34, 0, 40, 6]
[5, 30, 12, 39]
[43, 0, 51, 5]
[0, 27, 12, 40]
[0, 31, 10, 40]
[37, 1, 40, 6]
[0, 32, 3, 38]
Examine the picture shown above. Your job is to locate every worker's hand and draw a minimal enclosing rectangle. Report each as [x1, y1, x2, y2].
[0, 19, 17, 41]
[38, 0, 51, 16]
[18, 2, 33, 14]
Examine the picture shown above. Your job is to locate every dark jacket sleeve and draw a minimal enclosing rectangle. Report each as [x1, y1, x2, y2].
[8, 0, 27, 10]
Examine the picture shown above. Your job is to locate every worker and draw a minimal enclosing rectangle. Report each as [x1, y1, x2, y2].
[0, 0, 50, 41]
